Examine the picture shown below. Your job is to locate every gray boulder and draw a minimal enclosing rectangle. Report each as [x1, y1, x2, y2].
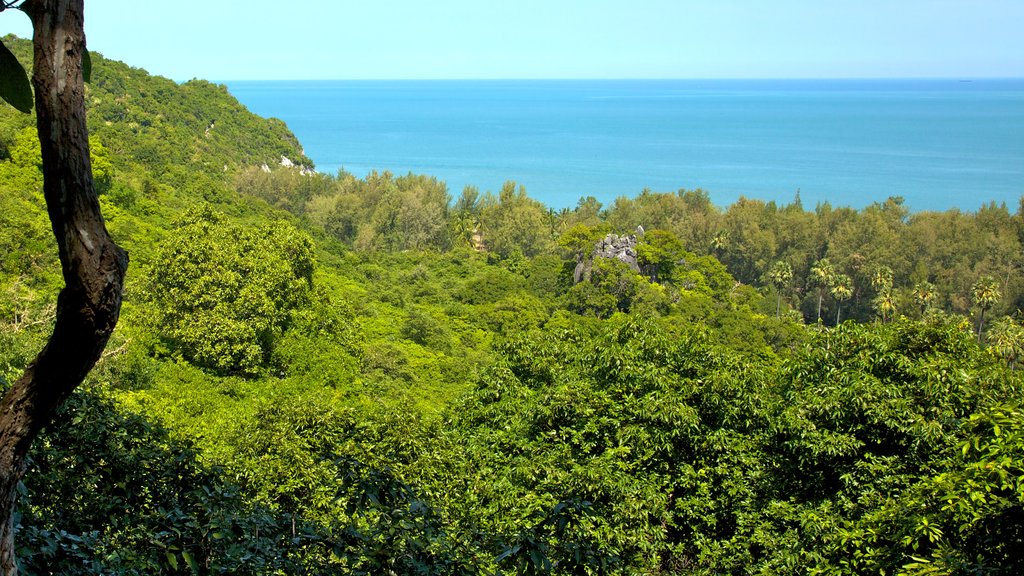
[573, 233, 642, 283]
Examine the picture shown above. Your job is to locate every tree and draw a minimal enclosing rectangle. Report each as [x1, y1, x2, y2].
[870, 265, 896, 323]
[987, 317, 1024, 370]
[719, 197, 778, 285]
[809, 258, 835, 323]
[831, 273, 853, 325]
[766, 260, 793, 318]
[710, 230, 729, 256]
[635, 228, 687, 284]
[145, 208, 315, 375]
[869, 265, 893, 293]
[0, 1, 129, 572]
[355, 174, 451, 252]
[971, 275, 1001, 342]
[480, 181, 554, 259]
[872, 287, 897, 324]
[557, 223, 601, 261]
[912, 281, 937, 316]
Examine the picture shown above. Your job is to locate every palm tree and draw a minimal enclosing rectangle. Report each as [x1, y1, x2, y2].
[831, 273, 853, 325]
[869, 265, 895, 322]
[971, 275, 1001, 341]
[987, 316, 1024, 370]
[809, 258, 835, 323]
[766, 260, 793, 318]
[912, 281, 937, 316]
[711, 230, 730, 256]
[873, 287, 898, 323]
[870, 265, 893, 292]
[450, 210, 477, 249]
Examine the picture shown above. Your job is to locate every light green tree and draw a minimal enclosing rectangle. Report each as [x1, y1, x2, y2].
[831, 273, 853, 325]
[357, 175, 450, 251]
[146, 207, 315, 375]
[766, 260, 793, 318]
[912, 281, 937, 315]
[710, 230, 729, 255]
[872, 288, 898, 323]
[809, 258, 835, 323]
[971, 275, 1001, 341]
[987, 316, 1024, 370]
[869, 265, 893, 292]
[557, 223, 601, 260]
[480, 181, 554, 259]
[870, 265, 896, 323]
[450, 185, 481, 250]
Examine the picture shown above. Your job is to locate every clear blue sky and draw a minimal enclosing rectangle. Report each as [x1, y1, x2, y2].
[2, 0, 1022, 80]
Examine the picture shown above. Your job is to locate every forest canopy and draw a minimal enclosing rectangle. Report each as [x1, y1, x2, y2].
[1, 34, 1022, 574]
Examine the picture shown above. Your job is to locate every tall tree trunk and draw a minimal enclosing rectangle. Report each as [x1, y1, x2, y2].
[0, 1, 128, 573]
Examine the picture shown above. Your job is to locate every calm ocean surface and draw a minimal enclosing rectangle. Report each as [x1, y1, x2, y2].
[224, 79, 1024, 212]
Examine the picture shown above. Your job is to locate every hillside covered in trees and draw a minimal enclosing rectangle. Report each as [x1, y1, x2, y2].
[1, 35, 1022, 574]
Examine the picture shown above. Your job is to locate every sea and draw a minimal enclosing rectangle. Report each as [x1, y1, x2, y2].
[223, 79, 1024, 212]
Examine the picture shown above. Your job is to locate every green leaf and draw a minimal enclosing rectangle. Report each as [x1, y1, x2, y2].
[0, 39, 33, 113]
[182, 550, 198, 572]
[494, 544, 520, 562]
[165, 552, 178, 570]
[82, 48, 92, 83]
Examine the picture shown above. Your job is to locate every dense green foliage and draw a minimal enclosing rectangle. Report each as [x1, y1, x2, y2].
[145, 206, 316, 375]
[1, 35, 1022, 574]
[418, 317, 1022, 574]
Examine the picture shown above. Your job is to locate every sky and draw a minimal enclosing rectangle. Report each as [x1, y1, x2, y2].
[2, 0, 1022, 81]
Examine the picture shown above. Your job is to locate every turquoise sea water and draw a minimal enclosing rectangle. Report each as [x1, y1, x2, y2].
[224, 79, 1024, 212]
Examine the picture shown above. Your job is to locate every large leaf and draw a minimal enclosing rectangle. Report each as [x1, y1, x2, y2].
[0, 39, 33, 113]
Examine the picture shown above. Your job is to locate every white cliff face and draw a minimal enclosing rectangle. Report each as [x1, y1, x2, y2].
[280, 155, 315, 175]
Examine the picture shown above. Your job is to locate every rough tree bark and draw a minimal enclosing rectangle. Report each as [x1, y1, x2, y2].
[0, 0, 128, 573]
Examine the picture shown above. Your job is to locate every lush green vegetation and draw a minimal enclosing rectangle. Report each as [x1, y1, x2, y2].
[1, 35, 1022, 574]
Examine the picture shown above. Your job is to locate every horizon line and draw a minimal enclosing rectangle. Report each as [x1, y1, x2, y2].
[211, 76, 1024, 84]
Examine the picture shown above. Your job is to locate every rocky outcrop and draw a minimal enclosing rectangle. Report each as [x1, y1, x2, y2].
[573, 256, 587, 284]
[259, 156, 315, 175]
[594, 233, 641, 272]
[574, 232, 642, 283]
